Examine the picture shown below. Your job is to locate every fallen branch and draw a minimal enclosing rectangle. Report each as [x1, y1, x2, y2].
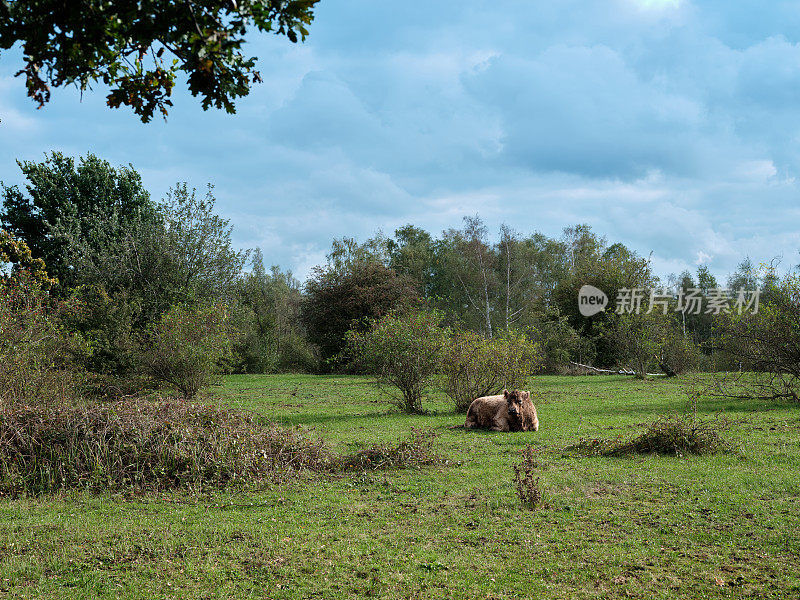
[569, 361, 663, 378]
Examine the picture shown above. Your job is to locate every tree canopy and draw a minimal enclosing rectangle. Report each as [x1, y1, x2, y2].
[0, 0, 319, 122]
[0, 152, 153, 289]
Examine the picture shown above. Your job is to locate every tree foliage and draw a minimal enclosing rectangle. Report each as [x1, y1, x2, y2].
[1, 153, 250, 378]
[301, 259, 419, 365]
[0, 152, 152, 289]
[232, 249, 316, 372]
[0, 228, 57, 289]
[156, 183, 248, 302]
[0, 0, 319, 122]
[553, 226, 657, 366]
[60, 180, 247, 314]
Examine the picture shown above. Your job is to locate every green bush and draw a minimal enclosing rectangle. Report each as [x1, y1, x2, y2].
[0, 275, 87, 406]
[228, 301, 320, 374]
[138, 303, 233, 399]
[660, 330, 703, 376]
[527, 313, 582, 373]
[64, 284, 142, 377]
[609, 312, 670, 378]
[440, 328, 542, 412]
[345, 310, 446, 413]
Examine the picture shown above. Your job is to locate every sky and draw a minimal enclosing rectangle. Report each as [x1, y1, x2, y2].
[2, 0, 800, 282]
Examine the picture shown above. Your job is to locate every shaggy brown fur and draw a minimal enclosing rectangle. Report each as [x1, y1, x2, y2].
[464, 389, 539, 432]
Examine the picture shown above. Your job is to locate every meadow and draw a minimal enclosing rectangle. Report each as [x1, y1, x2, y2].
[1, 374, 799, 599]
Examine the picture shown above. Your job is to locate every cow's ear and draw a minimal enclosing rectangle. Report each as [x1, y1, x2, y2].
[522, 391, 530, 400]
[503, 389, 509, 399]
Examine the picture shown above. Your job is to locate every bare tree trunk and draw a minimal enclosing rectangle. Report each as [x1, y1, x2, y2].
[478, 248, 492, 339]
[505, 232, 511, 331]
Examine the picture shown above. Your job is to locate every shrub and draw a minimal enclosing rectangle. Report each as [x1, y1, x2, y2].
[609, 312, 671, 379]
[344, 310, 446, 413]
[718, 274, 800, 401]
[659, 330, 703, 376]
[64, 284, 142, 377]
[569, 414, 732, 457]
[513, 445, 544, 509]
[336, 428, 439, 471]
[527, 313, 582, 373]
[138, 303, 232, 398]
[0, 398, 329, 496]
[440, 328, 542, 412]
[301, 260, 420, 366]
[0, 275, 87, 406]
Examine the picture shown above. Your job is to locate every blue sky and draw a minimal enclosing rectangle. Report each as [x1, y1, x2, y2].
[1, 0, 800, 281]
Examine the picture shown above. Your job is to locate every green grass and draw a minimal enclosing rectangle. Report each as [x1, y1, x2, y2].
[1, 374, 799, 599]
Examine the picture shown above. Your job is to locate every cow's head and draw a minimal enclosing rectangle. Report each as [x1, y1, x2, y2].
[503, 389, 525, 419]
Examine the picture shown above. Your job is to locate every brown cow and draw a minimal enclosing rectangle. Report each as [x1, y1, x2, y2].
[464, 389, 539, 432]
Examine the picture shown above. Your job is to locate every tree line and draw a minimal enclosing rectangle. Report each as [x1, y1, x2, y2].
[2, 152, 797, 400]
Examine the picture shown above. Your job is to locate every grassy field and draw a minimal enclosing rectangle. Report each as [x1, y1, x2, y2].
[1, 374, 799, 599]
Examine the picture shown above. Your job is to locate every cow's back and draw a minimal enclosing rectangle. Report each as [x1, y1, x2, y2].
[465, 395, 507, 429]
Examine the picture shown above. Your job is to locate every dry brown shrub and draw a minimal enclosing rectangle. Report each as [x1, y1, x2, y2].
[0, 398, 328, 496]
[336, 428, 439, 471]
[569, 414, 732, 457]
[513, 445, 545, 509]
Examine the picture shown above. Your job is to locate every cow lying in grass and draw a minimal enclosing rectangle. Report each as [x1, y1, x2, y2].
[464, 389, 539, 432]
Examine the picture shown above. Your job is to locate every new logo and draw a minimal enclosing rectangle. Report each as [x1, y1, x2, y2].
[578, 285, 608, 317]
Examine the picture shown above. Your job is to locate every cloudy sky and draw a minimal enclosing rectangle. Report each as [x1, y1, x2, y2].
[2, 0, 800, 281]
